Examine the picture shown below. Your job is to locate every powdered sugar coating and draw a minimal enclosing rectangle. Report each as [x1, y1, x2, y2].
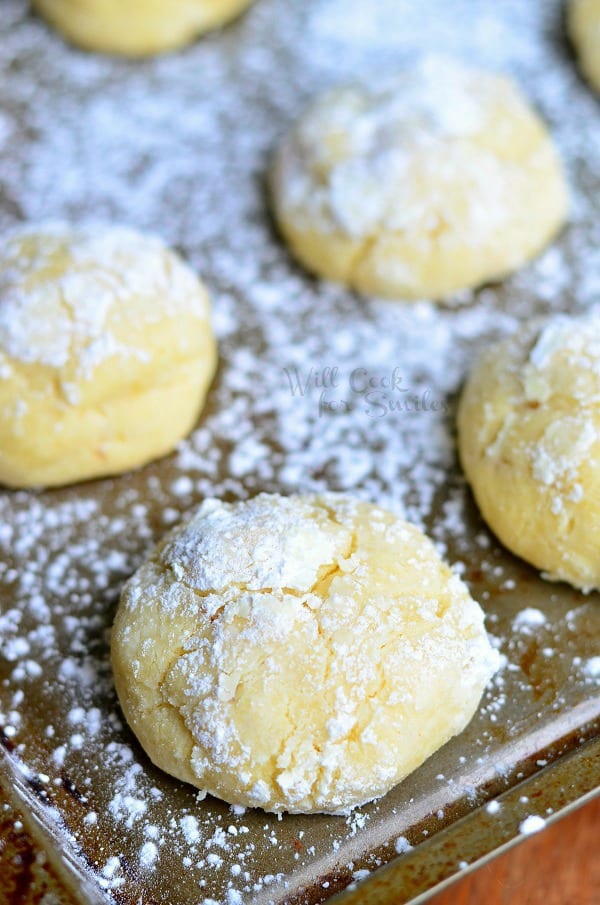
[0, 224, 211, 375]
[271, 55, 568, 298]
[160, 494, 354, 593]
[112, 493, 499, 814]
[459, 311, 600, 589]
[274, 58, 531, 239]
[0, 222, 217, 488]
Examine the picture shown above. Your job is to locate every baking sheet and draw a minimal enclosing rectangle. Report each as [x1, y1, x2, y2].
[0, 0, 599, 903]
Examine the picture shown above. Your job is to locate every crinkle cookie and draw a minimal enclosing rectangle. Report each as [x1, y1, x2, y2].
[32, 0, 254, 57]
[0, 224, 217, 488]
[459, 312, 600, 590]
[271, 57, 568, 301]
[112, 492, 499, 814]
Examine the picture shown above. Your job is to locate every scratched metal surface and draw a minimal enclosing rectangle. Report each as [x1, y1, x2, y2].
[0, 0, 599, 903]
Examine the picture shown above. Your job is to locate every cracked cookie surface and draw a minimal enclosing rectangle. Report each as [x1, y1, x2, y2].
[459, 313, 600, 591]
[270, 57, 568, 301]
[112, 492, 499, 814]
[0, 224, 217, 488]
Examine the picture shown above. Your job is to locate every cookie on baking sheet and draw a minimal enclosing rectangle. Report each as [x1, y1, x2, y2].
[569, 0, 600, 94]
[0, 224, 217, 488]
[458, 312, 600, 591]
[32, 0, 254, 56]
[112, 492, 499, 814]
[271, 57, 568, 301]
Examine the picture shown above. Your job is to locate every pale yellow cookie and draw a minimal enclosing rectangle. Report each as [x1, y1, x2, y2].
[32, 0, 254, 57]
[271, 58, 568, 301]
[0, 224, 217, 488]
[458, 313, 600, 591]
[112, 492, 499, 814]
[569, 0, 600, 94]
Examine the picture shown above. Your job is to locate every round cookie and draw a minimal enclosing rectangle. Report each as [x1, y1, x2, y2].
[569, 0, 600, 94]
[112, 492, 499, 814]
[32, 0, 254, 57]
[458, 313, 600, 591]
[0, 224, 217, 488]
[271, 57, 568, 301]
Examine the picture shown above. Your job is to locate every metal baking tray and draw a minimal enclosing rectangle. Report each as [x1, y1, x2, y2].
[0, 0, 599, 902]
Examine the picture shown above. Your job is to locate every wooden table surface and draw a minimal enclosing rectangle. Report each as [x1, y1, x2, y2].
[428, 797, 599, 905]
[1, 786, 598, 904]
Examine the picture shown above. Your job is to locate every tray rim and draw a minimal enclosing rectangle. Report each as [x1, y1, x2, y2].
[2, 723, 599, 905]
[0, 743, 109, 905]
[330, 729, 600, 905]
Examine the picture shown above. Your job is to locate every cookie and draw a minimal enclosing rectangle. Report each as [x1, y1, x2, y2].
[32, 0, 254, 56]
[0, 224, 217, 487]
[459, 313, 600, 590]
[112, 493, 499, 814]
[569, 0, 600, 94]
[271, 58, 568, 301]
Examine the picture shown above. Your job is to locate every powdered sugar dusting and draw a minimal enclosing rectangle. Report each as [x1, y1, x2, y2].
[513, 608, 547, 631]
[0, 0, 599, 902]
[272, 56, 559, 241]
[115, 493, 498, 815]
[521, 314, 600, 494]
[0, 224, 210, 374]
[519, 814, 546, 835]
